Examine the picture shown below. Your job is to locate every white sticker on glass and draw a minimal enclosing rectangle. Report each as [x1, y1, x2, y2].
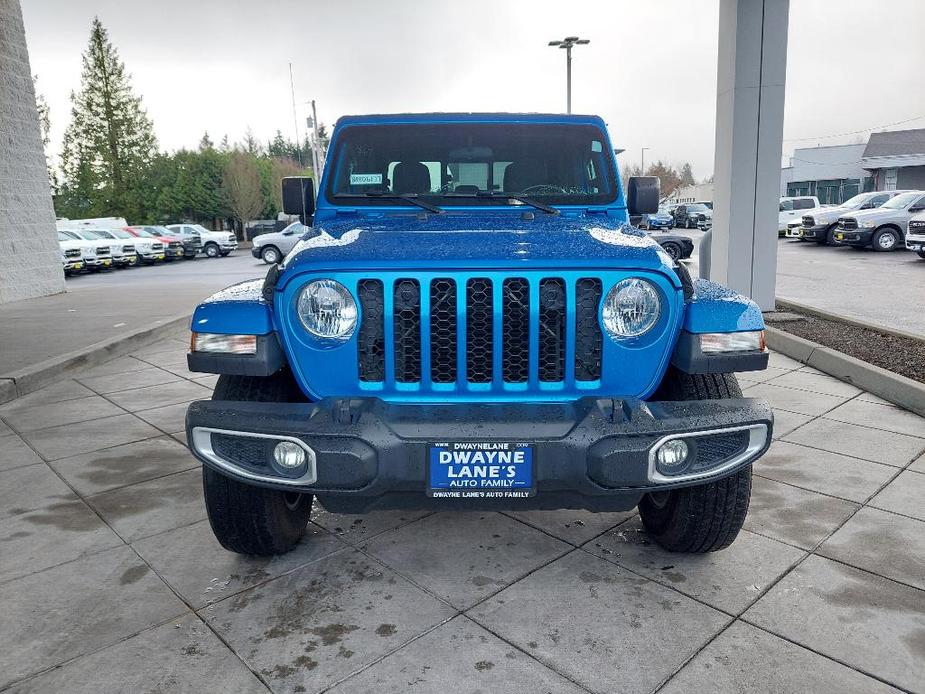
[350, 173, 383, 185]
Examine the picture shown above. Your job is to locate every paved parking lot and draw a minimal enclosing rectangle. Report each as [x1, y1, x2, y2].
[1, 338, 923, 693]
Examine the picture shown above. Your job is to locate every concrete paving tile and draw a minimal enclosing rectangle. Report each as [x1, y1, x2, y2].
[783, 417, 925, 467]
[0, 464, 77, 520]
[74, 355, 153, 379]
[767, 352, 804, 371]
[172, 430, 188, 446]
[818, 507, 925, 591]
[585, 519, 805, 615]
[134, 518, 345, 608]
[326, 616, 586, 694]
[741, 382, 849, 417]
[48, 436, 197, 496]
[8, 614, 268, 694]
[0, 545, 187, 689]
[770, 408, 813, 439]
[136, 351, 192, 373]
[76, 366, 182, 394]
[191, 374, 219, 388]
[106, 380, 211, 413]
[0, 499, 122, 584]
[911, 451, 925, 473]
[755, 440, 896, 503]
[870, 470, 925, 521]
[361, 512, 571, 610]
[744, 476, 859, 550]
[735, 365, 794, 385]
[20, 413, 162, 461]
[134, 400, 195, 434]
[0, 379, 94, 413]
[88, 468, 205, 542]
[203, 549, 456, 694]
[0, 418, 11, 436]
[311, 505, 432, 544]
[469, 550, 729, 694]
[824, 398, 925, 439]
[767, 369, 863, 398]
[0, 434, 44, 471]
[131, 339, 188, 359]
[744, 555, 925, 693]
[660, 621, 901, 694]
[1, 395, 124, 433]
[504, 508, 635, 545]
[857, 391, 900, 407]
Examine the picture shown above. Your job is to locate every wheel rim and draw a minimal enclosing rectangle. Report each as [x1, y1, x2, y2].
[264, 248, 278, 263]
[648, 491, 671, 509]
[878, 232, 895, 249]
[206, 245, 218, 257]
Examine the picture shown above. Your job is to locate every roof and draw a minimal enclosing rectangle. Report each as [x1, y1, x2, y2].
[334, 112, 606, 127]
[863, 128, 925, 158]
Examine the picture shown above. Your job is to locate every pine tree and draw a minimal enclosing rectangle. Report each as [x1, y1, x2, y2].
[33, 75, 56, 191]
[199, 131, 214, 151]
[58, 17, 157, 219]
[679, 162, 696, 186]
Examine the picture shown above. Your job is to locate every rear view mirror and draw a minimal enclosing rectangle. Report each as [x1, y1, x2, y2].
[626, 176, 659, 216]
[282, 177, 315, 223]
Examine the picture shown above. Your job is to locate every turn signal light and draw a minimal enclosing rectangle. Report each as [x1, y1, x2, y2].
[190, 332, 257, 354]
[700, 331, 766, 354]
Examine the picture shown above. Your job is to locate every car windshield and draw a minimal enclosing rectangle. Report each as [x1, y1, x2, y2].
[688, 204, 709, 212]
[325, 122, 618, 207]
[282, 222, 308, 235]
[58, 231, 78, 241]
[188, 225, 211, 234]
[77, 230, 103, 240]
[130, 227, 156, 238]
[109, 230, 133, 239]
[92, 230, 116, 239]
[841, 193, 872, 208]
[881, 192, 920, 209]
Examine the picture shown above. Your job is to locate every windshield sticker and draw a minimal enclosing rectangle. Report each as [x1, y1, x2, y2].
[350, 173, 382, 186]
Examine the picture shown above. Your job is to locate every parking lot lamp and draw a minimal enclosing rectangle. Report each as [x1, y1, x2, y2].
[548, 36, 590, 114]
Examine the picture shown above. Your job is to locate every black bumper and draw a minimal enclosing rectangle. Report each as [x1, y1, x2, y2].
[833, 229, 872, 246]
[186, 396, 773, 513]
[251, 247, 263, 259]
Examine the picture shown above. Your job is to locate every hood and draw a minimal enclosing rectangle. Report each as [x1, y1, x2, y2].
[842, 207, 896, 222]
[280, 213, 674, 286]
[809, 205, 851, 222]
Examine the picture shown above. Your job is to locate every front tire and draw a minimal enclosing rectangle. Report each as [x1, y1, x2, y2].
[261, 246, 281, 264]
[203, 372, 312, 555]
[662, 242, 681, 261]
[204, 243, 220, 258]
[917, 250, 925, 260]
[872, 228, 899, 252]
[640, 370, 752, 553]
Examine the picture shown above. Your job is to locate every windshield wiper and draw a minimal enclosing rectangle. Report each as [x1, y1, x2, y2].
[463, 190, 560, 215]
[336, 192, 443, 214]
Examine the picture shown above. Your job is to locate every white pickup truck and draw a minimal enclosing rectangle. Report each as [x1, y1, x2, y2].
[166, 224, 237, 258]
[778, 196, 820, 236]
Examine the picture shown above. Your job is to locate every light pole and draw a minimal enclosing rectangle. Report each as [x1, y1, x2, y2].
[548, 36, 590, 114]
[641, 147, 650, 174]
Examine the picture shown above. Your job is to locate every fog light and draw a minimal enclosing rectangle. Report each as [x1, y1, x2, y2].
[655, 439, 689, 475]
[273, 441, 306, 469]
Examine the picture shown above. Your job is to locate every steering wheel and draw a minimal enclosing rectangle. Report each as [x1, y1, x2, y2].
[519, 184, 569, 195]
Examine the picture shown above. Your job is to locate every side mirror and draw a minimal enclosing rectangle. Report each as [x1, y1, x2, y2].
[626, 176, 659, 216]
[282, 177, 315, 223]
[908, 206, 925, 214]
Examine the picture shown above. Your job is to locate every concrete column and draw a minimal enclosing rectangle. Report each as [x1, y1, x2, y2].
[709, 0, 789, 310]
[0, 0, 65, 304]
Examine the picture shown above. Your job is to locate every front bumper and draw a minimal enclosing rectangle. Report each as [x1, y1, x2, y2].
[186, 396, 773, 512]
[798, 224, 829, 240]
[832, 228, 872, 246]
[905, 233, 925, 251]
[251, 246, 263, 259]
[785, 226, 804, 238]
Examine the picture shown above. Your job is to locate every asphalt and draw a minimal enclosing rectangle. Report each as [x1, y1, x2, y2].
[1, 345, 922, 693]
[0, 253, 267, 376]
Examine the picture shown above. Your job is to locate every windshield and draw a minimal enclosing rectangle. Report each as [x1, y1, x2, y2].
[841, 193, 871, 208]
[58, 231, 78, 241]
[325, 122, 618, 207]
[76, 230, 103, 240]
[109, 230, 133, 239]
[189, 224, 211, 234]
[882, 192, 920, 209]
[282, 222, 308, 235]
[92, 230, 116, 239]
[129, 227, 155, 238]
[688, 204, 709, 213]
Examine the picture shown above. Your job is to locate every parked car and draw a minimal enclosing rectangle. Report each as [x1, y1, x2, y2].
[251, 221, 313, 264]
[672, 203, 712, 229]
[127, 225, 200, 259]
[903, 211, 925, 259]
[165, 224, 237, 258]
[84, 229, 148, 267]
[791, 191, 907, 244]
[833, 191, 925, 251]
[778, 196, 819, 236]
[648, 231, 694, 260]
[639, 208, 674, 230]
[56, 229, 114, 271]
[57, 231, 89, 275]
[183, 112, 772, 558]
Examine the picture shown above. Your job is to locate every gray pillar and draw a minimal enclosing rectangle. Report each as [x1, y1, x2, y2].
[709, 0, 789, 311]
[0, 0, 65, 304]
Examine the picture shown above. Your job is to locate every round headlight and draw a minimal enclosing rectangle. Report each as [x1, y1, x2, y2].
[602, 278, 661, 338]
[297, 279, 357, 339]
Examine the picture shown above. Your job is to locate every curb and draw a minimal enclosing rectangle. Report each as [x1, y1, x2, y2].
[0, 313, 190, 405]
[765, 326, 925, 418]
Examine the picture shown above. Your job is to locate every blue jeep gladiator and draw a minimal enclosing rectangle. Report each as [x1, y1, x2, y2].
[185, 113, 772, 556]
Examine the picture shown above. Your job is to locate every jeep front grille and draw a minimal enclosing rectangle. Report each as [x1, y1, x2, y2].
[356, 275, 604, 386]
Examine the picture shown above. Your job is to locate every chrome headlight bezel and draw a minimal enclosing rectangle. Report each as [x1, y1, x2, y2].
[602, 278, 662, 339]
[296, 279, 358, 340]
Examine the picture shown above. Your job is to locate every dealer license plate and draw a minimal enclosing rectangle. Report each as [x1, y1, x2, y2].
[428, 442, 534, 498]
[913, 244, 922, 251]
[835, 233, 844, 240]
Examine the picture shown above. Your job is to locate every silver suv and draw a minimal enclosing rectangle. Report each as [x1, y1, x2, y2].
[250, 222, 312, 264]
[795, 191, 905, 245]
[833, 191, 925, 251]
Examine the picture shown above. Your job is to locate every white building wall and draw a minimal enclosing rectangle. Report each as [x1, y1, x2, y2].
[787, 143, 867, 183]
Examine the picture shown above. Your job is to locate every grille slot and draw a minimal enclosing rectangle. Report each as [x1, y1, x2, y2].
[430, 278, 457, 383]
[502, 278, 530, 383]
[357, 279, 385, 381]
[538, 278, 566, 382]
[393, 279, 421, 382]
[574, 278, 603, 381]
[466, 278, 494, 383]
[691, 429, 751, 471]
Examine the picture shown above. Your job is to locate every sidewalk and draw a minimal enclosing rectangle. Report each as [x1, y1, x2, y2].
[0, 344, 922, 693]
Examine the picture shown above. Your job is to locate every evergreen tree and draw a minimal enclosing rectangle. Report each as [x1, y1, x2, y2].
[679, 162, 696, 186]
[58, 17, 157, 220]
[242, 126, 262, 156]
[199, 131, 214, 151]
[33, 75, 56, 191]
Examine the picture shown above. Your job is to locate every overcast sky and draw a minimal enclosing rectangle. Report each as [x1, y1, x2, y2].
[22, 0, 925, 178]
